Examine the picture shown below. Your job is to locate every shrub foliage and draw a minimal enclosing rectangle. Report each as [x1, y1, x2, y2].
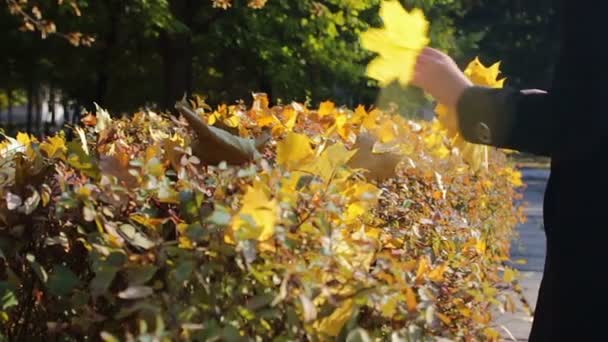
[0, 94, 524, 341]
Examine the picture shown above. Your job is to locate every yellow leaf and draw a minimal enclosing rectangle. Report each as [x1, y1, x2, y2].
[416, 257, 429, 281]
[163, 134, 185, 171]
[282, 107, 298, 130]
[256, 113, 280, 127]
[436, 312, 452, 325]
[360, 1, 429, 86]
[502, 167, 524, 187]
[362, 108, 381, 130]
[380, 294, 401, 318]
[475, 239, 487, 254]
[231, 185, 279, 241]
[276, 132, 314, 168]
[223, 115, 240, 128]
[313, 299, 354, 337]
[307, 142, 357, 181]
[16, 132, 36, 146]
[40, 134, 67, 160]
[405, 286, 417, 312]
[375, 120, 397, 143]
[504, 267, 517, 283]
[318, 101, 335, 117]
[428, 264, 448, 282]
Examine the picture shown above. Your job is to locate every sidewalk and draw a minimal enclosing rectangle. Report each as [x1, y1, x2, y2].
[496, 168, 549, 341]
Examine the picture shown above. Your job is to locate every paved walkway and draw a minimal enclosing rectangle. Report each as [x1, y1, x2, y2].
[495, 168, 550, 341]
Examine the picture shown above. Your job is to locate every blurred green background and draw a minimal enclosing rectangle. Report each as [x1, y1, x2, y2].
[0, 0, 559, 133]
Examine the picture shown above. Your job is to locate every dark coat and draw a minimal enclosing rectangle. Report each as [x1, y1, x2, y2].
[456, 2, 608, 341]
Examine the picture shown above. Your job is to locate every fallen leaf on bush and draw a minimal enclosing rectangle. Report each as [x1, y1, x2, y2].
[347, 132, 401, 181]
[175, 100, 262, 165]
[313, 299, 354, 337]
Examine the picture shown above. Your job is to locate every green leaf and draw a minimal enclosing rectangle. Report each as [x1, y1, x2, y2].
[91, 265, 119, 297]
[206, 206, 232, 226]
[125, 265, 158, 286]
[0, 282, 18, 310]
[66, 141, 100, 178]
[47, 265, 80, 296]
[26, 254, 48, 283]
[172, 260, 194, 284]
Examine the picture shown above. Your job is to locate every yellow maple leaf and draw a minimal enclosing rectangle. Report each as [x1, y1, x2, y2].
[276, 132, 314, 168]
[40, 134, 67, 160]
[360, 1, 429, 86]
[317, 101, 336, 117]
[230, 185, 279, 242]
[306, 142, 357, 181]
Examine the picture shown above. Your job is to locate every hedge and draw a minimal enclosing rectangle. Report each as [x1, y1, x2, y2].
[0, 94, 525, 341]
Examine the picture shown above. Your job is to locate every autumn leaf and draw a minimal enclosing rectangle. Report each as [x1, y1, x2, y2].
[229, 185, 279, 242]
[39, 133, 67, 160]
[347, 132, 401, 181]
[360, 1, 429, 86]
[276, 132, 314, 168]
[313, 299, 354, 337]
[317, 101, 336, 117]
[176, 100, 262, 165]
[94, 103, 113, 133]
[305, 142, 357, 181]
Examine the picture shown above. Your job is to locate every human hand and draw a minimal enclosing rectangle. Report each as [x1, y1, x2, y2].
[412, 47, 472, 109]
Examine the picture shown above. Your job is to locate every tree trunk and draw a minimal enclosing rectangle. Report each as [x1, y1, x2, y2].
[161, 0, 195, 110]
[26, 82, 33, 133]
[7, 88, 13, 127]
[34, 85, 42, 134]
[96, 0, 119, 108]
[48, 85, 56, 134]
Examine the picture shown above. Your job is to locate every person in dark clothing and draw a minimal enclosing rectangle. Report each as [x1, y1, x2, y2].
[412, 2, 607, 341]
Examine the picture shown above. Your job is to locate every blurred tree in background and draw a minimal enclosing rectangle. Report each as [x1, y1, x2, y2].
[0, 0, 559, 131]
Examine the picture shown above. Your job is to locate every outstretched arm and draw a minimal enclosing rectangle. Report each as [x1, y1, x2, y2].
[413, 47, 556, 157]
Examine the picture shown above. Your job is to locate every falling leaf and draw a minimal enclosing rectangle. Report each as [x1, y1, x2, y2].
[230, 185, 279, 242]
[276, 132, 314, 168]
[360, 1, 429, 86]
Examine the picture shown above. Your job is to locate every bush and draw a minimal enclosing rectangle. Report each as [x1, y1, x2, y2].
[0, 95, 524, 341]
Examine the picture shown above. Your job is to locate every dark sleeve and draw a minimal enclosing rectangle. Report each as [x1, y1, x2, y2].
[456, 86, 555, 157]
